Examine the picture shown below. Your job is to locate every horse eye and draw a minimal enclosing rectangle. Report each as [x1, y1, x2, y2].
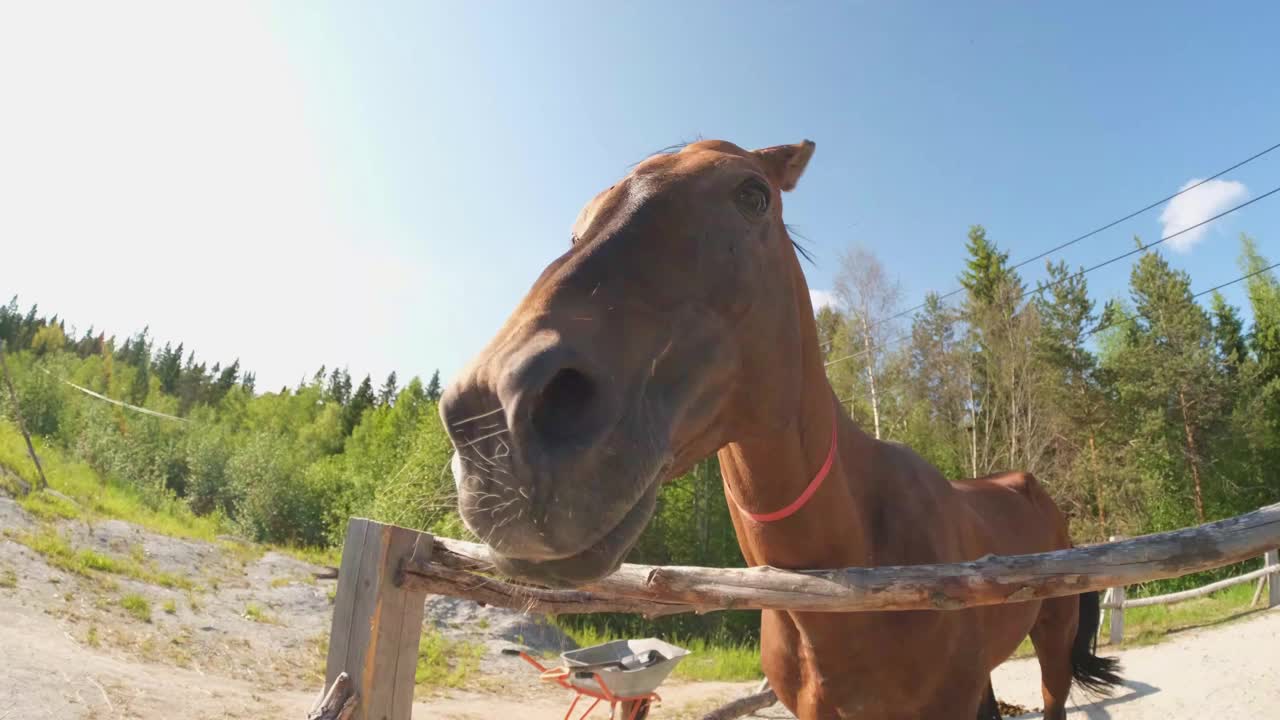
[736, 180, 770, 216]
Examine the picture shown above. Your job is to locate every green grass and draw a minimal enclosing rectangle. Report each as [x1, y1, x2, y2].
[1103, 582, 1259, 646]
[7, 527, 192, 590]
[0, 567, 16, 588]
[0, 422, 226, 542]
[119, 593, 151, 622]
[274, 543, 342, 568]
[162, 598, 177, 614]
[1007, 583, 1262, 660]
[558, 625, 763, 683]
[1, 421, 351, 580]
[217, 538, 264, 566]
[18, 490, 81, 521]
[415, 627, 485, 690]
[243, 603, 280, 624]
[86, 625, 101, 647]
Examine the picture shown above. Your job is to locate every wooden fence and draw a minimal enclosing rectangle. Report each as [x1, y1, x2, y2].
[1099, 537, 1280, 646]
[311, 502, 1280, 720]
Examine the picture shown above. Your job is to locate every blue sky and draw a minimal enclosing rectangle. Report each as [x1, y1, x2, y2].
[2, 2, 1278, 390]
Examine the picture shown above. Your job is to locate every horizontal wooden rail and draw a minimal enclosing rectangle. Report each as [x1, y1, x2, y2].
[401, 500, 1280, 615]
[1102, 562, 1280, 610]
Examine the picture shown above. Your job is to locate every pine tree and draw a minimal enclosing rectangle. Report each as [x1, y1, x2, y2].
[344, 374, 376, 435]
[128, 357, 151, 406]
[957, 226, 1045, 474]
[328, 367, 352, 405]
[1034, 260, 1107, 527]
[904, 293, 971, 478]
[212, 360, 241, 403]
[959, 225, 1022, 306]
[1105, 248, 1220, 525]
[75, 326, 99, 358]
[0, 296, 18, 347]
[19, 304, 39, 349]
[1209, 292, 1247, 376]
[1239, 235, 1280, 386]
[425, 370, 442, 403]
[379, 371, 399, 407]
[155, 342, 184, 394]
[177, 352, 206, 413]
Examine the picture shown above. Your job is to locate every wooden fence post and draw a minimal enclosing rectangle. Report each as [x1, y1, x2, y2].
[1106, 535, 1125, 646]
[1108, 584, 1125, 645]
[323, 518, 430, 720]
[1267, 550, 1280, 609]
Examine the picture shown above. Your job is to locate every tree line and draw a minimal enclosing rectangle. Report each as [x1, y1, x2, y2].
[2, 228, 1277, 645]
[819, 230, 1280, 546]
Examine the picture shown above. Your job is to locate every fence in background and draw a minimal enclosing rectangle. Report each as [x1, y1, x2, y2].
[1100, 540, 1279, 646]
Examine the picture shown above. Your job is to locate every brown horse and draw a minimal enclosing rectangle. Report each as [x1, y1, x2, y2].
[439, 139, 1121, 719]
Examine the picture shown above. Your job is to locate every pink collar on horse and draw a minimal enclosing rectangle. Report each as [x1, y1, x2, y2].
[725, 407, 838, 523]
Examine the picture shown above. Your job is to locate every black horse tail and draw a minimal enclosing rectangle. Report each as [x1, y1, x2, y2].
[1071, 590, 1124, 696]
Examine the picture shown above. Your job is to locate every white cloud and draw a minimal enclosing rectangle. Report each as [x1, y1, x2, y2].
[810, 289, 837, 312]
[1159, 178, 1248, 253]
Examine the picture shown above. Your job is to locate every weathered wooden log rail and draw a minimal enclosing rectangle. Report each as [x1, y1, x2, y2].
[1099, 542, 1279, 645]
[317, 502, 1280, 719]
[402, 501, 1280, 614]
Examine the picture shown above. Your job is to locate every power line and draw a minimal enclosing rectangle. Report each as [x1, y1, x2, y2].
[1084, 260, 1280, 339]
[38, 367, 190, 423]
[825, 183, 1280, 368]
[859, 140, 1280, 336]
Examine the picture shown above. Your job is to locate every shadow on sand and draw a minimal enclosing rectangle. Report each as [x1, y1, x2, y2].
[1009, 680, 1161, 719]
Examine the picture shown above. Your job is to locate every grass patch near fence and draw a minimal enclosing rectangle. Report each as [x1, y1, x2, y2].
[6, 526, 192, 590]
[558, 624, 763, 683]
[416, 627, 485, 691]
[1102, 581, 1261, 647]
[1007, 582, 1263, 658]
[309, 625, 481, 692]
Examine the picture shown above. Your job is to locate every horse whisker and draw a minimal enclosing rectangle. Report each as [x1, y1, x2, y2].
[458, 428, 511, 449]
[451, 406, 505, 428]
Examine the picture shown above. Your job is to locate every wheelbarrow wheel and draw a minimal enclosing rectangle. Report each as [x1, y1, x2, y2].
[620, 698, 650, 720]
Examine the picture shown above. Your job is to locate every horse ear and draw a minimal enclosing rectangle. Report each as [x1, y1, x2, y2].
[752, 140, 815, 192]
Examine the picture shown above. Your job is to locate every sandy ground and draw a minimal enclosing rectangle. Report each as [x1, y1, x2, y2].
[2, 495, 1278, 719]
[988, 607, 1280, 719]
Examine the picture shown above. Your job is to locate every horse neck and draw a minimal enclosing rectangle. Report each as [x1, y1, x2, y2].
[717, 276, 880, 570]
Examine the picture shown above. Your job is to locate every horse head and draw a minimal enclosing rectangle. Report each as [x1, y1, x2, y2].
[439, 139, 817, 586]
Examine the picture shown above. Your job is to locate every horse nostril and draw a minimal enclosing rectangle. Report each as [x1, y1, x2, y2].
[530, 368, 597, 446]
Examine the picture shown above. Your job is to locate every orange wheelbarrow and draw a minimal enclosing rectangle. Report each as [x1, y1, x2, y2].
[502, 638, 690, 720]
